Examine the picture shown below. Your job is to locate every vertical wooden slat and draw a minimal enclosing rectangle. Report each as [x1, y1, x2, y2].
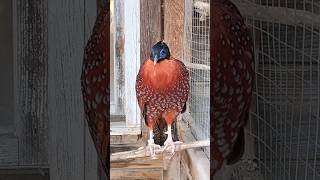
[48, 0, 85, 179]
[162, 1, 185, 178]
[0, 0, 18, 167]
[183, 0, 193, 63]
[164, 0, 185, 59]
[124, 0, 141, 127]
[111, 0, 125, 115]
[13, 0, 48, 166]
[84, 0, 98, 180]
[140, 0, 162, 64]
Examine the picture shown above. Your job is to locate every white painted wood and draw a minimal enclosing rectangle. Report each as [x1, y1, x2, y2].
[111, 0, 125, 116]
[124, 0, 141, 128]
[110, 0, 116, 114]
[110, 122, 141, 135]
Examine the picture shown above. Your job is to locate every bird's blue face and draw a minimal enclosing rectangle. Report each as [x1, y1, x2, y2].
[150, 41, 171, 64]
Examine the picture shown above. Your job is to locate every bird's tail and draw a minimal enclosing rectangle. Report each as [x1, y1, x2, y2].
[153, 118, 179, 146]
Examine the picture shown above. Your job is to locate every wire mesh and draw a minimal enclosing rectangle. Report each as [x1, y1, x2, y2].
[229, 0, 320, 179]
[183, 0, 210, 144]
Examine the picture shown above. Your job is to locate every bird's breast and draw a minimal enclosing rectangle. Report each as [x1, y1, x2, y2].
[142, 60, 179, 90]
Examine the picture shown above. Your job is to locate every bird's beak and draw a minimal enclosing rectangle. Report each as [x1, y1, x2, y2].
[153, 56, 158, 65]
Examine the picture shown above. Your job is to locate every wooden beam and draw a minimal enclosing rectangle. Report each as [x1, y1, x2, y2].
[140, 0, 162, 63]
[183, 0, 193, 63]
[48, 0, 86, 179]
[233, 0, 320, 26]
[164, 0, 185, 59]
[13, 0, 48, 166]
[184, 62, 210, 70]
[124, 0, 141, 128]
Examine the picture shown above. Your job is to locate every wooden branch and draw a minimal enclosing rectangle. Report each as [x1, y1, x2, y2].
[184, 61, 210, 70]
[110, 139, 210, 162]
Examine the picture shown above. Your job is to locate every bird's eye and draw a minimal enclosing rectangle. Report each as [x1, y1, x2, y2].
[160, 49, 166, 58]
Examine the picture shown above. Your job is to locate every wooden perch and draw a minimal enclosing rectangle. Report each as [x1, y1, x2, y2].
[111, 139, 210, 162]
[184, 61, 210, 70]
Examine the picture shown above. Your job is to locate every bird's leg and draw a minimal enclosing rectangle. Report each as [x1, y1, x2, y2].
[163, 124, 183, 154]
[147, 129, 161, 159]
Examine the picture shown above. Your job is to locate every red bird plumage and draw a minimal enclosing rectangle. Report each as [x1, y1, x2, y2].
[80, 4, 109, 178]
[136, 41, 189, 155]
[211, 0, 255, 176]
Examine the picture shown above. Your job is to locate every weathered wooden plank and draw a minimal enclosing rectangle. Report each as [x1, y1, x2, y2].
[110, 0, 125, 116]
[0, 0, 14, 139]
[48, 0, 85, 179]
[13, 0, 48, 166]
[124, 0, 141, 128]
[84, 1, 98, 180]
[0, 135, 18, 166]
[0, 167, 49, 180]
[183, 0, 193, 63]
[0, 0, 16, 167]
[164, 0, 185, 59]
[140, 0, 162, 64]
[111, 156, 164, 180]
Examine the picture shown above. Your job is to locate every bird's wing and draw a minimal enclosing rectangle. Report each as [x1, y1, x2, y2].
[212, 0, 255, 175]
[136, 68, 148, 123]
[80, 4, 109, 177]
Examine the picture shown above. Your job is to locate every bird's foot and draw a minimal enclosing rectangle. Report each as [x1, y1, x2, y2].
[147, 139, 161, 159]
[163, 138, 183, 154]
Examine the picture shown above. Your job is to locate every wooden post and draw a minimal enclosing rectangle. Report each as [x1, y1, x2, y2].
[13, 0, 48, 166]
[139, 0, 163, 141]
[140, 0, 162, 64]
[162, 0, 185, 178]
[48, 0, 100, 179]
[123, 0, 141, 128]
[163, 0, 185, 59]
[183, 0, 193, 64]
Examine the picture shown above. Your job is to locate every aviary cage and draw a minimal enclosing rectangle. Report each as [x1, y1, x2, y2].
[110, 0, 210, 179]
[183, 0, 210, 157]
[226, 0, 320, 180]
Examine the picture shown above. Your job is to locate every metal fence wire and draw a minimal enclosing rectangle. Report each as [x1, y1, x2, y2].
[228, 0, 320, 179]
[184, 0, 320, 179]
[183, 0, 210, 147]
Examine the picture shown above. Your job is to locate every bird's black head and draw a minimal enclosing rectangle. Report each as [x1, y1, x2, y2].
[150, 41, 171, 64]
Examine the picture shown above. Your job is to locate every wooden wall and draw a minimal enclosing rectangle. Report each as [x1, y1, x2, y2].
[140, 0, 162, 64]
[1, 0, 101, 179]
[164, 0, 185, 59]
[47, 0, 98, 179]
[0, 0, 50, 167]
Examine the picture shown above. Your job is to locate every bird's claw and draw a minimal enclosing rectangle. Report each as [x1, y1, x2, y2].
[147, 139, 161, 159]
[163, 139, 183, 154]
